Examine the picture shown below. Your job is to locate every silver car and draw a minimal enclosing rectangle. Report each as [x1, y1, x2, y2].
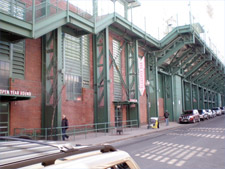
[198, 109, 209, 120]
[206, 109, 214, 118]
[212, 107, 222, 116]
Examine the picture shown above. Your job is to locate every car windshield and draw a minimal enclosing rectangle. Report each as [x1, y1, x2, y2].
[198, 110, 203, 114]
[212, 108, 218, 110]
[183, 111, 193, 115]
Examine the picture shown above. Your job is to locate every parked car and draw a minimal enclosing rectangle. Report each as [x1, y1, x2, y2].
[0, 137, 140, 169]
[198, 109, 209, 120]
[206, 109, 214, 118]
[179, 109, 200, 123]
[220, 107, 225, 114]
[211, 109, 217, 117]
[212, 107, 222, 116]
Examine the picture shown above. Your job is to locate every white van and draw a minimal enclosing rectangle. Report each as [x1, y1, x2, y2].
[0, 137, 140, 169]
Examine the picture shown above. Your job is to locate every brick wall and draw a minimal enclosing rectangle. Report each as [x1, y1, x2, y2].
[10, 38, 42, 135]
[61, 35, 94, 126]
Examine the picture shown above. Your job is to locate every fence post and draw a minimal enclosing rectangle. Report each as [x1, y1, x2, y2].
[45, 128, 47, 140]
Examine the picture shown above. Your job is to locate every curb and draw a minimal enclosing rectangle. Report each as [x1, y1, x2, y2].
[96, 123, 191, 145]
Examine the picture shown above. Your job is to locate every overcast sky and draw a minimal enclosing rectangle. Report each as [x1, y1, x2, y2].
[71, 0, 225, 64]
[134, 0, 225, 64]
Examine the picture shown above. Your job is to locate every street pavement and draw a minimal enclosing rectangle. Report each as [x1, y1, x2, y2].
[59, 122, 192, 146]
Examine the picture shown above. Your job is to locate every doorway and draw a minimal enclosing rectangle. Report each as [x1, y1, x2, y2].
[0, 103, 9, 136]
[115, 106, 122, 127]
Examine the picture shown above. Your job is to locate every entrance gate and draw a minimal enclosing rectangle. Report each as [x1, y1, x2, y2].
[0, 103, 9, 136]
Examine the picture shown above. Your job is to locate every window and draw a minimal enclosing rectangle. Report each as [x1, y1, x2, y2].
[63, 34, 90, 101]
[65, 74, 82, 101]
[0, 40, 25, 80]
[107, 162, 131, 169]
[0, 61, 10, 89]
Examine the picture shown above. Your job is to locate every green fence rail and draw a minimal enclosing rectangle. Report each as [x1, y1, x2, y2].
[13, 120, 138, 140]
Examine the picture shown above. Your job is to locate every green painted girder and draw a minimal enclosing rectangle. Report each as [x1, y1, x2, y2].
[113, 14, 159, 47]
[190, 62, 209, 80]
[109, 51, 129, 96]
[172, 52, 199, 75]
[159, 25, 194, 47]
[183, 54, 202, 72]
[197, 69, 218, 84]
[201, 73, 221, 86]
[0, 12, 32, 38]
[191, 64, 213, 82]
[157, 42, 186, 67]
[170, 48, 193, 68]
[184, 58, 209, 78]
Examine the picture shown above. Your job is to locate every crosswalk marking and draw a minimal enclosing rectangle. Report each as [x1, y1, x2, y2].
[176, 150, 191, 159]
[169, 148, 183, 157]
[183, 151, 197, 160]
[175, 160, 186, 167]
[156, 147, 173, 155]
[160, 157, 170, 163]
[147, 154, 156, 159]
[141, 153, 149, 158]
[210, 149, 217, 153]
[197, 152, 204, 157]
[168, 159, 177, 165]
[153, 156, 163, 161]
[135, 140, 221, 168]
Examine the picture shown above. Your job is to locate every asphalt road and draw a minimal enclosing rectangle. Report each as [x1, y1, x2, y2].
[114, 115, 225, 169]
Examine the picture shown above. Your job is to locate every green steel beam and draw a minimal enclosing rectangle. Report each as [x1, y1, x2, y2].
[170, 48, 193, 67]
[197, 69, 217, 84]
[93, 34, 98, 124]
[172, 52, 199, 75]
[104, 27, 110, 124]
[157, 42, 185, 67]
[191, 64, 213, 82]
[56, 27, 63, 127]
[182, 54, 201, 71]
[109, 50, 128, 96]
[0, 13, 32, 38]
[135, 40, 140, 126]
[201, 73, 221, 86]
[184, 58, 209, 78]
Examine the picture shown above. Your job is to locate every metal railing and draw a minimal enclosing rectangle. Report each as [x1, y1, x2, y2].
[14, 120, 138, 140]
[0, 0, 223, 63]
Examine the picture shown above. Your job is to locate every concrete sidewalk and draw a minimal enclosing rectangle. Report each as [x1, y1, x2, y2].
[60, 122, 188, 146]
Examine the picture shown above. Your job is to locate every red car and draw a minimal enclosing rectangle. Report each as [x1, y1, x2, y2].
[179, 109, 200, 123]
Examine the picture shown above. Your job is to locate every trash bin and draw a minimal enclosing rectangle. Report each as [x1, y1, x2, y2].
[150, 117, 159, 129]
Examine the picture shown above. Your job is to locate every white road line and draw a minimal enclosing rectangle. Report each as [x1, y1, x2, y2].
[178, 145, 184, 148]
[203, 148, 209, 152]
[175, 160, 186, 167]
[196, 147, 203, 151]
[176, 150, 191, 159]
[152, 141, 159, 144]
[156, 147, 173, 155]
[210, 149, 217, 153]
[183, 151, 197, 160]
[147, 154, 156, 159]
[153, 156, 163, 161]
[145, 145, 162, 153]
[184, 145, 190, 149]
[169, 148, 183, 157]
[160, 157, 170, 163]
[163, 147, 178, 156]
[167, 159, 178, 165]
[141, 153, 150, 158]
[150, 146, 167, 154]
[197, 152, 204, 157]
[190, 146, 196, 150]
[135, 154, 140, 156]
